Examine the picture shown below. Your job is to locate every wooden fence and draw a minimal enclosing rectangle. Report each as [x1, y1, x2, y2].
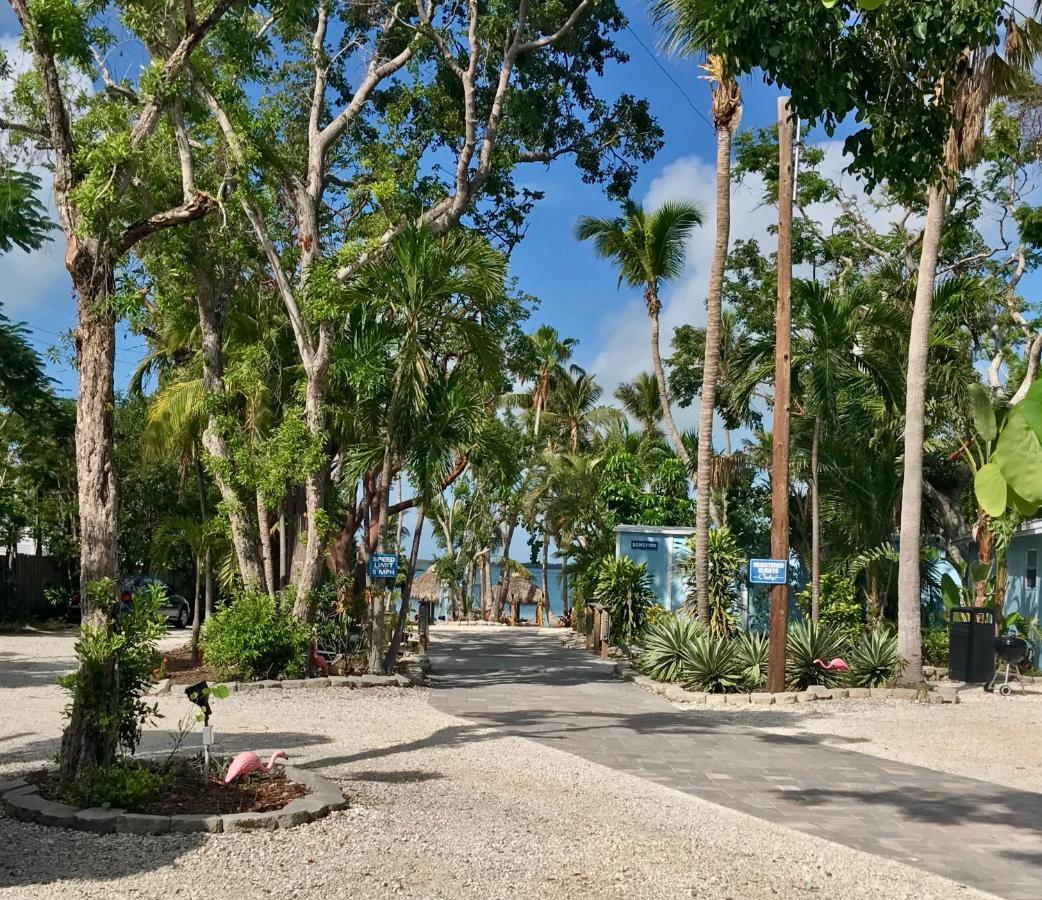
[0, 554, 73, 620]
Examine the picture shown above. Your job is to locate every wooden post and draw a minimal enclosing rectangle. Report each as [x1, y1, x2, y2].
[600, 608, 611, 659]
[586, 605, 595, 650]
[767, 97, 794, 694]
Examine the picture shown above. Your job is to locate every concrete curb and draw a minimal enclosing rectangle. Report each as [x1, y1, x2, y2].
[616, 663, 958, 705]
[1, 764, 347, 835]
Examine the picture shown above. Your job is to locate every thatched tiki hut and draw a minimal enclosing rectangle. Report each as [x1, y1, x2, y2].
[495, 578, 549, 626]
[411, 567, 443, 604]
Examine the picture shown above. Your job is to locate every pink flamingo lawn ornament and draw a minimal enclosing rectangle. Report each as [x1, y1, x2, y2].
[813, 657, 850, 673]
[224, 750, 288, 784]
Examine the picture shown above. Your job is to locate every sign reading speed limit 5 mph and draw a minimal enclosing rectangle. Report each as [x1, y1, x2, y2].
[368, 553, 399, 579]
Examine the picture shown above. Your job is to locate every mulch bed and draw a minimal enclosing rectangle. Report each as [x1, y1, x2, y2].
[162, 644, 216, 685]
[34, 762, 307, 816]
[139, 769, 306, 816]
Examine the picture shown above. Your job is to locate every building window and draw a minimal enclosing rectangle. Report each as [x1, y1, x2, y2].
[1028, 550, 1038, 591]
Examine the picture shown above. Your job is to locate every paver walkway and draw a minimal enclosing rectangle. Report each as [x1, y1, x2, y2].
[428, 627, 1042, 900]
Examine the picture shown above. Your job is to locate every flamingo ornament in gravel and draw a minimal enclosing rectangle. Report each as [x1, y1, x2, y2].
[813, 657, 850, 673]
[224, 750, 288, 784]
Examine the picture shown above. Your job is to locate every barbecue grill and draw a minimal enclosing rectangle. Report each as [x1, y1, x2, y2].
[984, 633, 1031, 696]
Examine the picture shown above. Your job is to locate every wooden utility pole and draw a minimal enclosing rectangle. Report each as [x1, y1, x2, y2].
[767, 97, 794, 694]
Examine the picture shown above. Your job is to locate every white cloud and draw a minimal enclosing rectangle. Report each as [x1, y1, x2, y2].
[586, 154, 777, 430]
[585, 140, 927, 436]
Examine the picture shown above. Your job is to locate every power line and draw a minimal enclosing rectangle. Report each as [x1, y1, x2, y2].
[624, 25, 715, 134]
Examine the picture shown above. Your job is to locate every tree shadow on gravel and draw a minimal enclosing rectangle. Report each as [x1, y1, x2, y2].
[347, 769, 444, 784]
[0, 815, 207, 890]
[0, 651, 76, 688]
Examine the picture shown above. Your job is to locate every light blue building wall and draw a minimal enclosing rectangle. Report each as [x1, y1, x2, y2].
[1003, 521, 1042, 624]
[613, 525, 696, 611]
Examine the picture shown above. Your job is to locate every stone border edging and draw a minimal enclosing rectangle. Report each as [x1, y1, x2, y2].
[615, 663, 960, 705]
[0, 764, 347, 834]
[149, 658, 429, 696]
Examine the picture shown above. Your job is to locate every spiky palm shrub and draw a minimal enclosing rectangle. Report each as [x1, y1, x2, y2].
[637, 613, 701, 682]
[735, 630, 768, 690]
[680, 632, 741, 693]
[786, 621, 848, 689]
[848, 629, 903, 687]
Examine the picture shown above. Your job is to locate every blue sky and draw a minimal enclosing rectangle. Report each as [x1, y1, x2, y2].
[0, 1, 791, 409]
[3, 1, 1035, 421]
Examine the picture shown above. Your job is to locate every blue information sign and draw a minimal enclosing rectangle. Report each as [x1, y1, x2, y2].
[749, 559, 788, 585]
[368, 553, 399, 579]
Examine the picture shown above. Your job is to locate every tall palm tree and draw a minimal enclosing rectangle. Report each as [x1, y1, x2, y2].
[650, 1, 743, 627]
[575, 200, 702, 470]
[614, 372, 663, 435]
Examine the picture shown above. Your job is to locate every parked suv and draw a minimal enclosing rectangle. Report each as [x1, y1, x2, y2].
[67, 575, 191, 628]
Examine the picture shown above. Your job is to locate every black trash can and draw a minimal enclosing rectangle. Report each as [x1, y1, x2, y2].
[948, 607, 996, 683]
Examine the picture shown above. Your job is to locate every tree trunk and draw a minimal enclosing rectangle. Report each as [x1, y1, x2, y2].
[366, 443, 394, 674]
[896, 183, 947, 684]
[191, 554, 203, 665]
[649, 296, 693, 475]
[256, 493, 276, 598]
[293, 338, 333, 617]
[810, 415, 821, 623]
[975, 515, 994, 608]
[204, 548, 214, 620]
[496, 520, 515, 622]
[278, 504, 289, 590]
[61, 265, 122, 780]
[385, 506, 424, 671]
[541, 529, 550, 624]
[562, 564, 569, 616]
[195, 271, 266, 591]
[694, 124, 733, 624]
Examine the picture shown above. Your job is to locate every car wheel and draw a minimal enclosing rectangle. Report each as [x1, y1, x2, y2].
[176, 606, 188, 629]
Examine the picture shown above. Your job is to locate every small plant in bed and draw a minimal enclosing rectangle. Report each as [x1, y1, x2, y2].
[786, 621, 848, 689]
[42, 756, 306, 815]
[203, 590, 312, 681]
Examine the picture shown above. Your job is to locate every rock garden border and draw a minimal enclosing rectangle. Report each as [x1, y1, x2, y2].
[615, 662, 960, 705]
[0, 765, 347, 835]
[149, 655, 431, 696]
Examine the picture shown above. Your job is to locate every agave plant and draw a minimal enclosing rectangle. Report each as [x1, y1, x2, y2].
[637, 614, 701, 683]
[680, 632, 742, 693]
[786, 621, 848, 689]
[734, 630, 768, 690]
[848, 629, 903, 688]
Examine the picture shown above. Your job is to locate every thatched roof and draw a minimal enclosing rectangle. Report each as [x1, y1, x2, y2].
[411, 567, 444, 602]
[496, 578, 546, 606]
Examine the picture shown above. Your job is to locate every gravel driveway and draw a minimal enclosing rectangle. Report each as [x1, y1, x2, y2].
[0, 629, 1001, 900]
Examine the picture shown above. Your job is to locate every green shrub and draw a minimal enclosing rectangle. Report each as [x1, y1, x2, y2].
[59, 579, 166, 767]
[679, 527, 743, 638]
[637, 613, 701, 682]
[680, 632, 742, 693]
[593, 557, 656, 644]
[796, 573, 863, 645]
[70, 759, 166, 811]
[786, 621, 848, 689]
[203, 591, 311, 681]
[848, 629, 903, 687]
[734, 630, 769, 690]
[922, 627, 949, 668]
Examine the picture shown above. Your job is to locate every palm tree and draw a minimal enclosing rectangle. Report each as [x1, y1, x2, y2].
[525, 326, 577, 437]
[575, 200, 703, 471]
[649, 3, 743, 627]
[544, 365, 622, 453]
[733, 280, 904, 620]
[614, 372, 663, 435]
[344, 225, 507, 671]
